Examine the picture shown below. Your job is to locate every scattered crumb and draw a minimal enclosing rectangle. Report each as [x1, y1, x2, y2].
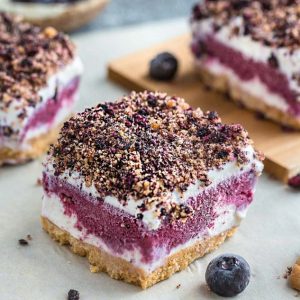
[176, 284, 181, 289]
[18, 239, 28, 246]
[284, 267, 293, 279]
[276, 275, 280, 280]
[90, 265, 99, 273]
[67, 289, 80, 300]
[27, 234, 32, 241]
[36, 178, 42, 186]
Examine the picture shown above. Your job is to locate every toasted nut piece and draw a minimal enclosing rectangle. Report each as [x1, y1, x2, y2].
[90, 265, 99, 273]
[290, 260, 300, 291]
[166, 99, 176, 108]
[43, 27, 58, 38]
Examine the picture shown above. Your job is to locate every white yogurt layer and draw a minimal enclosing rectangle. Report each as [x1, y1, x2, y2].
[42, 191, 247, 273]
[44, 145, 263, 230]
[198, 58, 291, 113]
[0, 56, 83, 152]
[191, 17, 300, 101]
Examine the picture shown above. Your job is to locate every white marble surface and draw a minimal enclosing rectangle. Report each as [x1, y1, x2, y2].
[0, 19, 299, 300]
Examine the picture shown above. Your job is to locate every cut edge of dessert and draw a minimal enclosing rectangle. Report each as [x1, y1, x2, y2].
[0, 0, 109, 32]
[0, 13, 83, 165]
[191, 0, 300, 130]
[41, 91, 264, 288]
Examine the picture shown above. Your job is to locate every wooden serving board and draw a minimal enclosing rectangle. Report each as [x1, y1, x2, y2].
[108, 34, 300, 183]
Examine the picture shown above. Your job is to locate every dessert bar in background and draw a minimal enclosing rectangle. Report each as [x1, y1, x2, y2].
[0, 13, 83, 165]
[41, 91, 263, 288]
[191, 0, 300, 129]
[0, 0, 109, 32]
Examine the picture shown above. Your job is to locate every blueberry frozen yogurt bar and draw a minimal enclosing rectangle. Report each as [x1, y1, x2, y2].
[0, 13, 83, 165]
[41, 91, 263, 288]
[191, 0, 300, 129]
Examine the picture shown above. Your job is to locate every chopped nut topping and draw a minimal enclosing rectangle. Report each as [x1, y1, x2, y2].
[192, 0, 300, 51]
[49, 91, 260, 221]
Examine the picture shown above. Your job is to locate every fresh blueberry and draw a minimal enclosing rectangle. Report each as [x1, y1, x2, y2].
[205, 254, 250, 297]
[149, 52, 178, 81]
[288, 174, 300, 188]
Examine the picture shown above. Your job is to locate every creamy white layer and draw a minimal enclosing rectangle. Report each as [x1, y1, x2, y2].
[42, 191, 246, 273]
[0, 56, 83, 152]
[44, 145, 263, 230]
[191, 17, 300, 100]
[198, 58, 291, 113]
[0, 0, 101, 19]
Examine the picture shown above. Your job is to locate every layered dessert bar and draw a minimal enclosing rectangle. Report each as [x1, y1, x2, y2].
[191, 0, 300, 129]
[41, 91, 264, 288]
[0, 13, 83, 165]
[0, 0, 109, 32]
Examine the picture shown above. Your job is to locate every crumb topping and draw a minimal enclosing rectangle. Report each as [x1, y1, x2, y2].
[18, 238, 29, 246]
[192, 0, 300, 50]
[48, 91, 259, 221]
[0, 13, 75, 137]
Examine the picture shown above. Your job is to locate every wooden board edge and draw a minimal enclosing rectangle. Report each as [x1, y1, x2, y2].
[107, 65, 145, 93]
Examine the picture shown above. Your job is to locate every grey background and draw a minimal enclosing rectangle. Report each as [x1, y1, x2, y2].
[79, 0, 196, 32]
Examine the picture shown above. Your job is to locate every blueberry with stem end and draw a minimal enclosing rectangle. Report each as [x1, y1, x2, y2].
[205, 254, 251, 297]
[149, 52, 178, 81]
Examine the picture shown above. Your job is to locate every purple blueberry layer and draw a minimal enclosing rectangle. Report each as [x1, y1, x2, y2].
[191, 35, 300, 117]
[43, 169, 257, 265]
[21, 77, 80, 141]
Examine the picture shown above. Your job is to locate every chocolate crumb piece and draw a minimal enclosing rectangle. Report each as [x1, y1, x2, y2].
[27, 234, 32, 240]
[67, 289, 80, 300]
[48, 91, 258, 223]
[18, 239, 28, 246]
[176, 283, 181, 289]
[268, 53, 279, 69]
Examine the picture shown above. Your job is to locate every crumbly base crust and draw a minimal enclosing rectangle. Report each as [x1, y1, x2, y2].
[41, 216, 237, 289]
[196, 65, 300, 130]
[26, 0, 109, 32]
[0, 125, 60, 165]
